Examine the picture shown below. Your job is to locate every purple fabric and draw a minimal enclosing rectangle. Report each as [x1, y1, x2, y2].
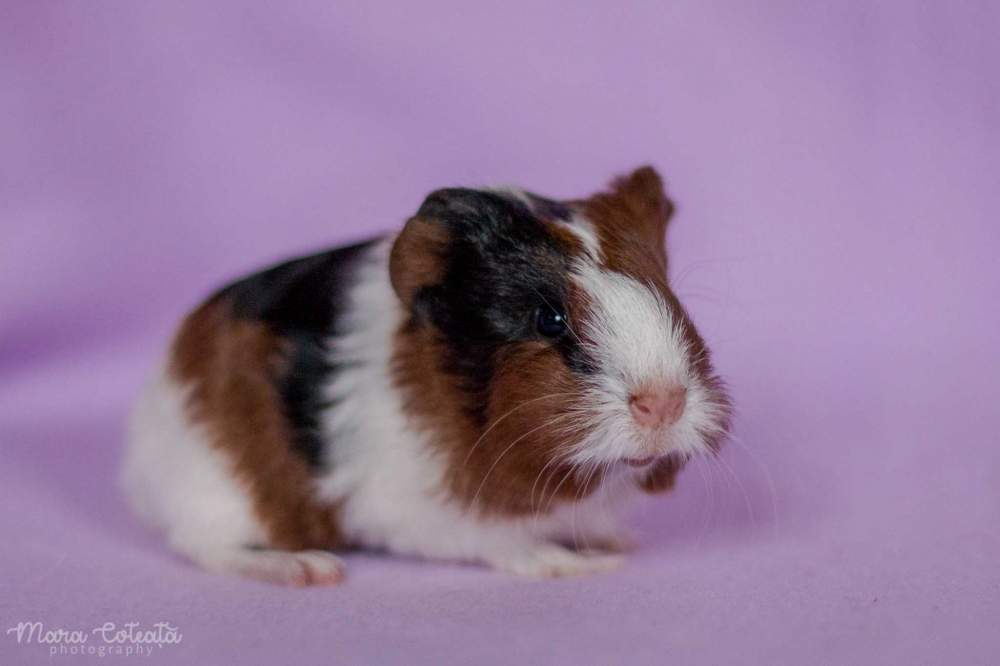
[2, 2, 998, 664]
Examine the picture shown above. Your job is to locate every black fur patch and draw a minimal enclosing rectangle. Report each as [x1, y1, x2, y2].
[412, 189, 593, 425]
[215, 239, 376, 469]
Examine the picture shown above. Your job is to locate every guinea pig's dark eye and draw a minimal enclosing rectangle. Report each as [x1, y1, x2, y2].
[535, 304, 569, 338]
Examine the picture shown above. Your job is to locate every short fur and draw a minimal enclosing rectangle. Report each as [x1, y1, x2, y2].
[122, 166, 732, 584]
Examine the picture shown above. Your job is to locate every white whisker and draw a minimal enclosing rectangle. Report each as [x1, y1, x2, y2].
[468, 412, 578, 512]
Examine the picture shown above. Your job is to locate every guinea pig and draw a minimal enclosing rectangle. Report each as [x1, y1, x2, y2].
[122, 165, 732, 585]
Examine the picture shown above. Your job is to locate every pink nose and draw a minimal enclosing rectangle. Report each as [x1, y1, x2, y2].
[629, 386, 687, 429]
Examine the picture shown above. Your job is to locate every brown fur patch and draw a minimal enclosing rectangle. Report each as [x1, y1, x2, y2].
[392, 324, 603, 517]
[389, 217, 450, 307]
[639, 455, 683, 494]
[170, 296, 342, 550]
[575, 166, 671, 291]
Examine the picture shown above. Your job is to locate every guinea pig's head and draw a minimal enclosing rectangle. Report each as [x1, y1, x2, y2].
[390, 166, 731, 503]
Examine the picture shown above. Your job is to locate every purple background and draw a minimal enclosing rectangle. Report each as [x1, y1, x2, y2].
[2, 2, 999, 664]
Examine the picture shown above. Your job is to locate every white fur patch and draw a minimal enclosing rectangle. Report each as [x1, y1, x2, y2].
[122, 365, 266, 557]
[556, 214, 603, 262]
[567, 262, 727, 467]
[489, 185, 534, 209]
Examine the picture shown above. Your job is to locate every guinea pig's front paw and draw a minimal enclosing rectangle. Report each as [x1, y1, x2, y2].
[199, 548, 346, 587]
[573, 531, 637, 555]
[489, 544, 623, 579]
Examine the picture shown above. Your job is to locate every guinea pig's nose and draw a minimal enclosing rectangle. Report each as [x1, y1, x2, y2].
[629, 386, 687, 429]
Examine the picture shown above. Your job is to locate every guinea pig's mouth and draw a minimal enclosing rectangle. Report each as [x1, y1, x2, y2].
[623, 456, 656, 468]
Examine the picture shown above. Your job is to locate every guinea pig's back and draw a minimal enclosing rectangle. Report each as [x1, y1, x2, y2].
[121, 238, 385, 556]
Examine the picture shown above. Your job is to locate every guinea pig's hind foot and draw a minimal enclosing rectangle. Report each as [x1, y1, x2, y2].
[192, 547, 346, 586]
[488, 543, 623, 579]
[570, 531, 637, 555]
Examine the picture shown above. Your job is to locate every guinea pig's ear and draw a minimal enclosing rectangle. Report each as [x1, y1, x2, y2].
[390, 188, 500, 307]
[389, 215, 450, 308]
[611, 165, 676, 226]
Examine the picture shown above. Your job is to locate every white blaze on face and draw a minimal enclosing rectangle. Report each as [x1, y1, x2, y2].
[490, 187, 604, 262]
[554, 214, 604, 263]
[575, 263, 689, 389]
[568, 261, 723, 467]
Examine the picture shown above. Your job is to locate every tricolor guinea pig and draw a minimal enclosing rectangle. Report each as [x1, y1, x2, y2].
[122, 166, 731, 585]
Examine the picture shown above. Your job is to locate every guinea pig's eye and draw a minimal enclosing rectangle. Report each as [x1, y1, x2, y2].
[535, 304, 569, 338]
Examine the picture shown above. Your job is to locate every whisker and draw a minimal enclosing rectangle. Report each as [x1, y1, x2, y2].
[690, 455, 716, 546]
[729, 434, 779, 531]
[467, 412, 577, 512]
[710, 448, 756, 528]
[572, 460, 602, 552]
[529, 454, 565, 514]
[593, 467, 619, 551]
[542, 464, 579, 516]
[530, 443, 579, 527]
[462, 392, 576, 467]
